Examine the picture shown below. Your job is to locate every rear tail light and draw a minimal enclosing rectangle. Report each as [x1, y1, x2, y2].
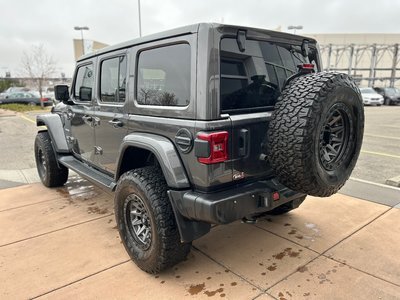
[297, 63, 315, 72]
[299, 63, 314, 70]
[40, 98, 49, 102]
[196, 131, 229, 164]
[272, 191, 280, 201]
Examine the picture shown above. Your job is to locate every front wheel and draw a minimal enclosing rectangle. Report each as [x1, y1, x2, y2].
[34, 131, 69, 187]
[115, 166, 191, 274]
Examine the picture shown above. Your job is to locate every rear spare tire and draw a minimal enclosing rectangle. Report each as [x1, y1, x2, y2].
[268, 72, 364, 197]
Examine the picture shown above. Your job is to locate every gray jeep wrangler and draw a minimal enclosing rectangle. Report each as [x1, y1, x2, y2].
[34, 23, 364, 273]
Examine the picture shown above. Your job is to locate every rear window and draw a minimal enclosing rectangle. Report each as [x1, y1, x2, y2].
[220, 38, 318, 114]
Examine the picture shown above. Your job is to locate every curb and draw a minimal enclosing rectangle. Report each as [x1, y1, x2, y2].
[0, 168, 40, 186]
[385, 175, 400, 188]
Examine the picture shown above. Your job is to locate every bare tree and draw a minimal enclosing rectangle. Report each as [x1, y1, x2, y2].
[21, 44, 56, 108]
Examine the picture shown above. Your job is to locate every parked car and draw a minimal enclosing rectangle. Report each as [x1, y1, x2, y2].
[0, 92, 52, 106]
[359, 87, 384, 105]
[373, 87, 400, 105]
[34, 23, 364, 274]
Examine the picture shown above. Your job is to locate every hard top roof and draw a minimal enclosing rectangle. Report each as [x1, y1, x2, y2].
[77, 23, 316, 62]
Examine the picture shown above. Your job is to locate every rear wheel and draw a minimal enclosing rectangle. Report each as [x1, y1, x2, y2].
[28, 101, 37, 106]
[34, 131, 69, 187]
[115, 166, 191, 274]
[268, 72, 364, 197]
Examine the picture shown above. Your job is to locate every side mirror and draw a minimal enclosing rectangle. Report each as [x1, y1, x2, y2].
[79, 87, 92, 101]
[54, 85, 70, 102]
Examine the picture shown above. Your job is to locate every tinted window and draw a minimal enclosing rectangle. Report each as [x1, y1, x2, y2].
[260, 42, 282, 65]
[221, 60, 246, 76]
[276, 67, 287, 88]
[137, 44, 190, 106]
[100, 56, 127, 103]
[266, 64, 278, 87]
[74, 64, 94, 101]
[278, 46, 296, 71]
[220, 38, 317, 113]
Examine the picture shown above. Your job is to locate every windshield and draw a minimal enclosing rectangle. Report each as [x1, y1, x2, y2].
[220, 38, 319, 114]
[385, 88, 397, 96]
[360, 88, 376, 94]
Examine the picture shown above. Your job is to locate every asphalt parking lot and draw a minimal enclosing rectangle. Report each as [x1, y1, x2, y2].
[0, 106, 399, 190]
[351, 106, 400, 185]
[0, 106, 399, 299]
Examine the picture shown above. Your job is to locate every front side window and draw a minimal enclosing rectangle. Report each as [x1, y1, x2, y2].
[100, 56, 127, 103]
[74, 64, 94, 101]
[137, 43, 190, 106]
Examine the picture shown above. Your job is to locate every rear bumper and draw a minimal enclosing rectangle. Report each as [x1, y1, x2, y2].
[168, 179, 304, 225]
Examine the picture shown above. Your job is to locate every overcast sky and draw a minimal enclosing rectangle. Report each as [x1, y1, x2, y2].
[0, 0, 398, 77]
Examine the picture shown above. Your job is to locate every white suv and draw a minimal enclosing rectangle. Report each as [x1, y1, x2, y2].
[360, 87, 384, 106]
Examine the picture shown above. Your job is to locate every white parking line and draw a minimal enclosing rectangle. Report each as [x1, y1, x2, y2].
[364, 134, 400, 141]
[349, 177, 400, 191]
[361, 150, 400, 159]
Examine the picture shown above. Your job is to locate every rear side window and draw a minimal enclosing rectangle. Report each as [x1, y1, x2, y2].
[74, 64, 94, 101]
[100, 56, 127, 103]
[136, 43, 190, 106]
[220, 38, 316, 114]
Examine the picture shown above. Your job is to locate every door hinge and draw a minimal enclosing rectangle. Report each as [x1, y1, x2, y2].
[94, 146, 103, 155]
[66, 136, 75, 144]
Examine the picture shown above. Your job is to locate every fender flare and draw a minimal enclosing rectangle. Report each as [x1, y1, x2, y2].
[36, 114, 70, 153]
[116, 133, 190, 189]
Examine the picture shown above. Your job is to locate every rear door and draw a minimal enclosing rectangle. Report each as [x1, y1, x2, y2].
[220, 36, 318, 183]
[93, 51, 129, 174]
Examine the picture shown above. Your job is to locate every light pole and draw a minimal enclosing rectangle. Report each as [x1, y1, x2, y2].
[74, 26, 90, 55]
[138, 0, 142, 37]
[288, 25, 303, 35]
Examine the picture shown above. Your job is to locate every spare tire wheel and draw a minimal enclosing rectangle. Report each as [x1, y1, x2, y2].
[268, 72, 364, 197]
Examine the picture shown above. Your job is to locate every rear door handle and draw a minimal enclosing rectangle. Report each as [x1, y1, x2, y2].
[108, 119, 123, 128]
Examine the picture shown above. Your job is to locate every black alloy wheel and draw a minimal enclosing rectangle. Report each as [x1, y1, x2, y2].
[318, 103, 352, 171]
[124, 194, 152, 250]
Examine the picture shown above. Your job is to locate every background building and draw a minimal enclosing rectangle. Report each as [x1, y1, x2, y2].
[73, 39, 109, 61]
[306, 33, 400, 88]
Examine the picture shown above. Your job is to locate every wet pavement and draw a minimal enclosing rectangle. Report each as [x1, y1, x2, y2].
[0, 175, 399, 299]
